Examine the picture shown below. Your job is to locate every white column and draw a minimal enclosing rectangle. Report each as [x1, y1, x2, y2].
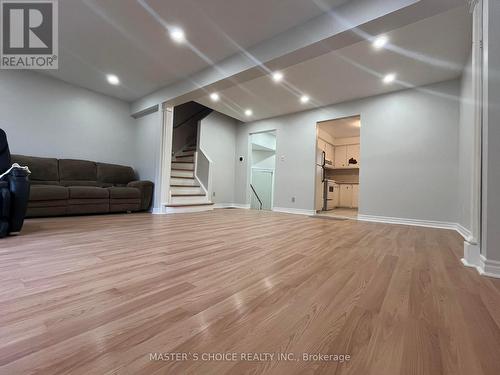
[152, 104, 173, 214]
[479, 0, 500, 277]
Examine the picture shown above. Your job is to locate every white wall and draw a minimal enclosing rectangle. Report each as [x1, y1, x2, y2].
[235, 79, 461, 222]
[135, 111, 162, 209]
[458, 56, 474, 231]
[199, 111, 239, 204]
[252, 150, 276, 170]
[0, 70, 138, 167]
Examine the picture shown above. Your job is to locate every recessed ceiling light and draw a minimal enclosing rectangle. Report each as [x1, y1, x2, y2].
[383, 73, 396, 84]
[244, 109, 253, 117]
[106, 74, 120, 85]
[272, 71, 284, 82]
[210, 92, 220, 102]
[373, 35, 388, 50]
[170, 27, 185, 43]
[300, 95, 310, 104]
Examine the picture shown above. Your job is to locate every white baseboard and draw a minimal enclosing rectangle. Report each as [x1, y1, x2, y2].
[456, 224, 473, 242]
[213, 203, 250, 209]
[152, 206, 166, 215]
[462, 241, 482, 273]
[357, 214, 458, 231]
[357, 214, 476, 241]
[272, 207, 316, 216]
[480, 255, 500, 279]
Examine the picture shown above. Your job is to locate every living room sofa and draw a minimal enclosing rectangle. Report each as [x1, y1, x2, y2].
[12, 155, 153, 218]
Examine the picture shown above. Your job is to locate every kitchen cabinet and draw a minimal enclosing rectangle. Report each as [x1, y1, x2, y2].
[333, 143, 360, 168]
[334, 145, 347, 168]
[339, 184, 352, 207]
[326, 143, 335, 164]
[338, 184, 359, 208]
[346, 144, 360, 167]
[318, 138, 335, 165]
[352, 185, 359, 208]
[333, 184, 340, 207]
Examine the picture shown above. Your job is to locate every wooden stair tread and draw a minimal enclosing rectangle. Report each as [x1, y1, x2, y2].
[176, 154, 195, 158]
[172, 161, 194, 164]
[171, 176, 195, 180]
[170, 184, 200, 188]
[167, 202, 213, 207]
[171, 168, 194, 171]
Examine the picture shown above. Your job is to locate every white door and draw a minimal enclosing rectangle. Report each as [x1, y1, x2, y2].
[339, 185, 352, 207]
[251, 170, 273, 210]
[352, 185, 359, 208]
[334, 145, 347, 168]
[346, 144, 360, 168]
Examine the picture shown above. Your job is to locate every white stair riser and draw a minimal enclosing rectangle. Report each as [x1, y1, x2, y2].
[172, 162, 194, 170]
[166, 205, 213, 214]
[171, 170, 194, 178]
[170, 177, 198, 186]
[173, 156, 194, 163]
[171, 186, 203, 195]
[171, 195, 209, 205]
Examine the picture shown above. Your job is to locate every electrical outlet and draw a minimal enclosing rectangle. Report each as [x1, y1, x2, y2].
[291, 197, 296, 203]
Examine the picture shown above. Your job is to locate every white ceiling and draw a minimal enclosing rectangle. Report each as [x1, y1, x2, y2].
[196, 6, 471, 122]
[319, 116, 361, 138]
[41, 0, 351, 101]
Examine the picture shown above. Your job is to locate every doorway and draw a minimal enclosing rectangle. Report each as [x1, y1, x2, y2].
[314, 116, 361, 219]
[249, 131, 276, 210]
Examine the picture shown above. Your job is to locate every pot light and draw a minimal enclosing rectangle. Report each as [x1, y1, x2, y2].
[170, 27, 185, 43]
[373, 35, 388, 50]
[106, 74, 120, 85]
[300, 95, 310, 104]
[210, 92, 220, 102]
[383, 73, 396, 84]
[272, 71, 284, 82]
[244, 109, 253, 117]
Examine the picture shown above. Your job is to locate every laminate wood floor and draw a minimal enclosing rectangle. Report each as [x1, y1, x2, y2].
[1, 209, 500, 375]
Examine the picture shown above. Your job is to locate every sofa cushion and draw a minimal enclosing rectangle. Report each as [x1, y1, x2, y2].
[108, 187, 140, 199]
[59, 159, 98, 185]
[97, 163, 136, 186]
[12, 155, 59, 184]
[30, 185, 69, 201]
[60, 180, 101, 187]
[68, 186, 109, 199]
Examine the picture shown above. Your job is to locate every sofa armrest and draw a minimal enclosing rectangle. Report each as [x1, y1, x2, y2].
[3, 167, 30, 232]
[127, 180, 154, 211]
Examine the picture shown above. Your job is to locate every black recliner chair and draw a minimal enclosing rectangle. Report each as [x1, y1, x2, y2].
[0, 129, 30, 238]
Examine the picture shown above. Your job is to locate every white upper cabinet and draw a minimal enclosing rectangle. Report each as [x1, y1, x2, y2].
[325, 143, 335, 163]
[346, 144, 360, 168]
[333, 143, 360, 169]
[334, 145, 347, 168]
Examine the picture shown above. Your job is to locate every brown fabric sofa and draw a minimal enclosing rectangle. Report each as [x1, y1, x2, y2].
[12, 155, 154, 218]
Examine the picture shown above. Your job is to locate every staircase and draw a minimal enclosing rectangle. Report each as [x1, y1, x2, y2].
[166, 145, 214, 213]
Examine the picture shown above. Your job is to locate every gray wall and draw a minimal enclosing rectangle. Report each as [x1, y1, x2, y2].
[0, 70, 138, 167]
[458, 56, 474, 231]
[199, 111, 239, 204]
[235, 80, 461, 222]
